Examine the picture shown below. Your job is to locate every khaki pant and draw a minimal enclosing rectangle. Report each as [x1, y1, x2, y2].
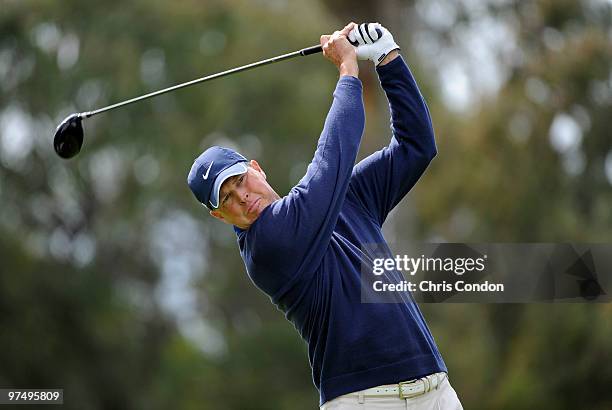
[320, 377, 463, 410]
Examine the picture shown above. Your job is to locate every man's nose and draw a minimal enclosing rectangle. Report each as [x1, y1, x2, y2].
[239, 190, 249, 204]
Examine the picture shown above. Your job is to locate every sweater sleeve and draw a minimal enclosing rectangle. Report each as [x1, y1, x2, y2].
[348, 56, 437, 226]
[244, 76, 365, 298]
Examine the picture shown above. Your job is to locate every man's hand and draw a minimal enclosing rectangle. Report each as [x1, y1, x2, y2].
[320, 23, 359, 78]
[348, 23, 400, 66]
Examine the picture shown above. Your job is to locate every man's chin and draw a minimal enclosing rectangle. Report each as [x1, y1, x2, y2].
[250, 198, 268, 216]
[241, 199, 272, 228]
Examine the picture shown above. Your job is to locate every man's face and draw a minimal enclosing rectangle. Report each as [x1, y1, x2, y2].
[210, 160, 280, 229]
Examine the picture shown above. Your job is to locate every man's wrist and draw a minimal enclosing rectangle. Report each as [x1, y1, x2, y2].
[339, 60, 359, 78]
[378, 50, 400, 66]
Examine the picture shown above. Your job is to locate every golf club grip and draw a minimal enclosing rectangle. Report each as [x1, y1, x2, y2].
[300, 45, 322, 56]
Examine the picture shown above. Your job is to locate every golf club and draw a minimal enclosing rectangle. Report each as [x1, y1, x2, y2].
[53, 44, 322, 159]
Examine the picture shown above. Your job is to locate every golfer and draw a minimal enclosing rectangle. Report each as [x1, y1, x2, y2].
[188, 22, 463, 409]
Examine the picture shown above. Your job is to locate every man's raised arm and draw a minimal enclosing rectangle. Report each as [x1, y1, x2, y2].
[242, 24, 365, 297]
[349, 26, 437, 226]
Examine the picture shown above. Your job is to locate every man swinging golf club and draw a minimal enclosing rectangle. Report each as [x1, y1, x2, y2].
[188, 22, 463, 409]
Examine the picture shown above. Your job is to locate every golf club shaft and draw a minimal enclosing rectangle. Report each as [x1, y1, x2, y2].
[81, 45, 322, 118]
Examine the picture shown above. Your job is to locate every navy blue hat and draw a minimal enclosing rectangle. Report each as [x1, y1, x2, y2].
[188, 146, 248, 210]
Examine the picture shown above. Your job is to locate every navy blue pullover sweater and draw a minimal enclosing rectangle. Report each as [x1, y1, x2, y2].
[235, 56, 446, 405]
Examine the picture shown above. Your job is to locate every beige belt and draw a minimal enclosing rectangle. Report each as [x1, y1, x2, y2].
[354, 372, 447, 400]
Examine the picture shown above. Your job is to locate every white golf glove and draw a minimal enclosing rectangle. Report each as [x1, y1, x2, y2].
[348, 23, 400, 66]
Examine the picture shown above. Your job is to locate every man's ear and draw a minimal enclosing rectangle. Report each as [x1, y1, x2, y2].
[210, 209, 225, 222]
[250, 159, 266, 179]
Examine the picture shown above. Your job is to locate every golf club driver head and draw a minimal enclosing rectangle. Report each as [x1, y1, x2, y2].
[54, 113, 84, 159]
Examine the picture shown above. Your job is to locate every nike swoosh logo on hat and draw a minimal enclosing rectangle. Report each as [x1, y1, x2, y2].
[203, 161, 214, 180]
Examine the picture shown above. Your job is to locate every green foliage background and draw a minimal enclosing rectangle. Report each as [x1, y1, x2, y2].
[1, 0, 611, 409]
